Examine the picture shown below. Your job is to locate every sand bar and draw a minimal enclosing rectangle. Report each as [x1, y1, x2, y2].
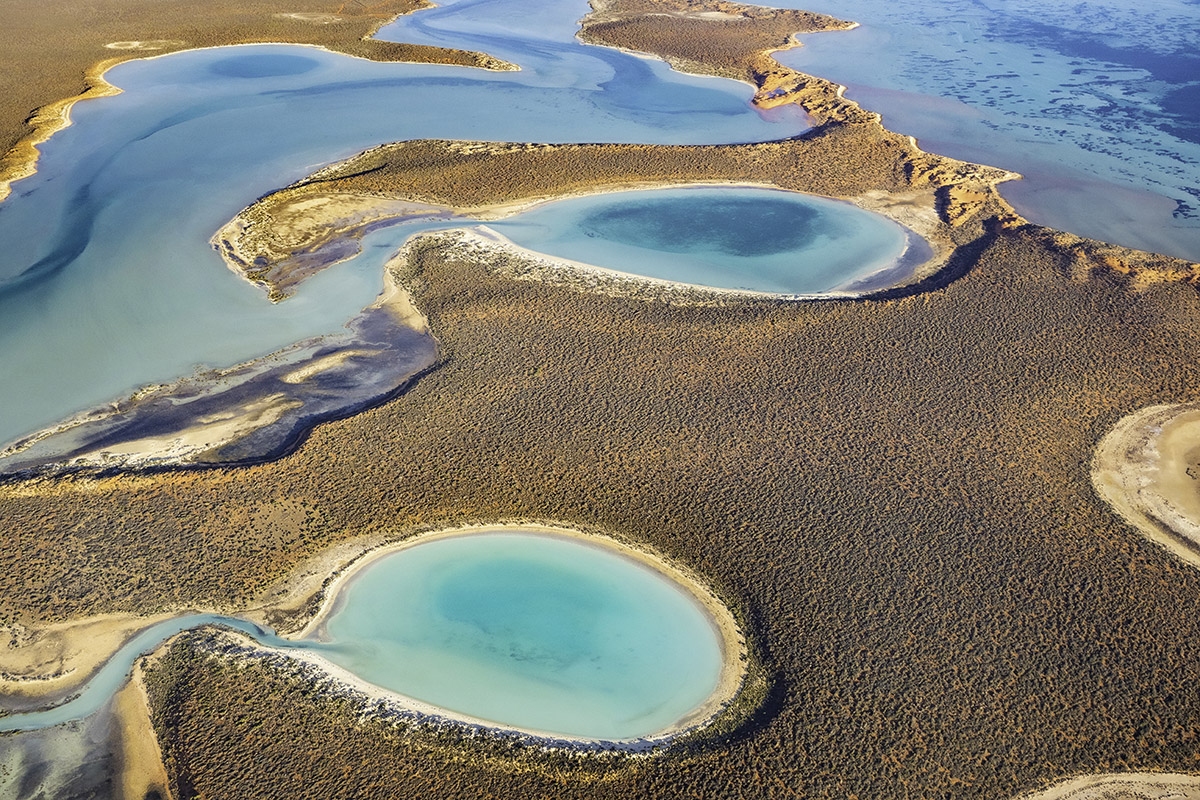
[1017, 772, 1200, 800]
[1092, 401, 1200, 569]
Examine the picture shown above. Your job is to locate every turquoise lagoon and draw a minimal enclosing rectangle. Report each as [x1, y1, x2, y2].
[0, 530, 729, 741]
[314, 531, 726, 739]
[488, 186, 912, 293]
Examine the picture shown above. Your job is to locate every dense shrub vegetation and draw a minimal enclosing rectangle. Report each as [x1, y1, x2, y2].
[11, 223, 1196, 797]
[4, 0, 1200, 796]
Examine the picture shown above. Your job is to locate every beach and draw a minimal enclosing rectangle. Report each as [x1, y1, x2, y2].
[1092, 402, 1200, 569]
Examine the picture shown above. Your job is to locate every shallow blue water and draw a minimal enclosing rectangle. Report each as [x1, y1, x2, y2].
[0, 615, 286, 732]
[489, 186, 909, 293]
[769, 0, 1200, 260]
[317, 532, 723, 739]
[0, 532, 724, 740]
[0, 0, 806, 448]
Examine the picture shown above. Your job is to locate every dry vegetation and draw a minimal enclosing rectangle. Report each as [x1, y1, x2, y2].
[0, 0, 512, 200]
[580, 0, 851, 86]
[4, 0, 1200, 797]
[3, 221, 1197, 796]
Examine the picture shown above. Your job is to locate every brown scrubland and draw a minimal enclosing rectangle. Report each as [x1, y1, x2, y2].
[126, 226, 1200, 799]
[3, 0, 1200, 798]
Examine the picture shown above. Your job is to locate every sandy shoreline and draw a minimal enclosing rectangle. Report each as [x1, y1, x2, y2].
[1, 523, 749, 748]
[290, 522, 749, 745]
[1017, 772, 1200, 800]
[0, 254, 436, 476]
[0, 25, 517, 205]
[225, 177, 948, 305]
[1092, 402, 1200, 569]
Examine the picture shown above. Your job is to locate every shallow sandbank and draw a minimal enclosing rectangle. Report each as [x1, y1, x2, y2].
[1018, 772, 1200, 800]
[0, 252, 436, 477]
[0, 612, 179, 709]
[1092, 401, 1200, 569]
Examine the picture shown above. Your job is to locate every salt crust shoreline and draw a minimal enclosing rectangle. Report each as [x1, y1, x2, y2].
[254, 523, 748, 748]
[217, 178, 947, 308]
[455, 180, 947, 298]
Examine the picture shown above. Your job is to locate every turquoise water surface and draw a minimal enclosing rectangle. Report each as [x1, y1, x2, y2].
[489, 186, 910, 293]
[0, 0, 808, 449]
[316, 532, 724, 739]
[0, 531, 726, 741]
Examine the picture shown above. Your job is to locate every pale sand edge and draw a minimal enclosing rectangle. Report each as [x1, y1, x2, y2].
[0, 612, 181, 703]
[1015, 771, 1200, 800]
[0, 257, 425, 470]
[1091, 401, 1200, 570]
[288, 522, 748, 743]
[1, 524, 748, 747]
[257, 178, 948, 302]
[111, 663, 172, 800]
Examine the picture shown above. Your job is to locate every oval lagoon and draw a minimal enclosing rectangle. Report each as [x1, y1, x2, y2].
[0, 528, 739, 743]
[487, 186, 915, 294]
[308, 529, 732, 740]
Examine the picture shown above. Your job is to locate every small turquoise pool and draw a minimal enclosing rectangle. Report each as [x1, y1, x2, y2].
[487, 185, 915, 293]
[311, 530, 727, 739]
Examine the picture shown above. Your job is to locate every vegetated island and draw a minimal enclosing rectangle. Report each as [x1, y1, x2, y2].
[3, 0, 1200, 798]
[1092, 402, 1200, 569]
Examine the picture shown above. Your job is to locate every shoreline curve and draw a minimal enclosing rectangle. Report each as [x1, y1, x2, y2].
[1092, 401, 1200, 569]
[290, 522, 749, 745]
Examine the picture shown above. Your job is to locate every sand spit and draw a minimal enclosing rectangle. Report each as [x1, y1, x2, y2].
[218, 175, 947, 301]
[1092, 402, 1200, 569]
[1018, 772, 1200, 800]
[111, 666, 171, 800]
[579, 0, 1023, 220]
[0, 255, 437, 477]
[212, 191, 459, 301]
